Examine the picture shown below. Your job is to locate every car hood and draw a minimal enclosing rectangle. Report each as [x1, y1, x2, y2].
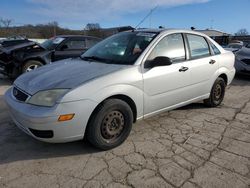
[14, 58, 128, 95]
[0, 41, 44, 53]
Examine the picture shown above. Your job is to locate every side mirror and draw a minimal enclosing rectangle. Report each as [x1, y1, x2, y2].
[60, 44, 68, 51]
[145, 56, 172, 68]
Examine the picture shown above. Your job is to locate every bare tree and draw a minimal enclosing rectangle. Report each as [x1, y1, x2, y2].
[0, 18, 12, 28]
[85, 23, 101, 31]
[83, 23, 102, 37]
[235, 28, 249, 36]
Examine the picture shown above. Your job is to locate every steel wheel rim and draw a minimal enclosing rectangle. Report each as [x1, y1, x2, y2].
[26, 64, 39, 72]
[101, 110, 125, 141]
[214, 83, 222, 100]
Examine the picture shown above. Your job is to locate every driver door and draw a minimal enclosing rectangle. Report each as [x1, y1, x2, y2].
[143, 33, 191, 116]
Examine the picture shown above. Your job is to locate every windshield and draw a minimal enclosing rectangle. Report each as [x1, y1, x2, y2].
[81, 32, 157, 65]
[40, 37, 65, 50]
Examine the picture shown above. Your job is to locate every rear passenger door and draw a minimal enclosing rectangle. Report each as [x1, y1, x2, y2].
[184, 34, 219, 97]
[53, 38, 86, 61]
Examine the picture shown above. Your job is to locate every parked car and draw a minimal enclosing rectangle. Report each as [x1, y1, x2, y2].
[4, 29, 235, 150]
[0, 35, 101, 78]
[0, 36, 31, 48]
[224, 43, 243, 52]
[234, 44, 250, 75]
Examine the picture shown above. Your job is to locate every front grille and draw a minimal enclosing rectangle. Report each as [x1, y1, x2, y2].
[12, 87, 29, 102]
[241, 59, 250, 65]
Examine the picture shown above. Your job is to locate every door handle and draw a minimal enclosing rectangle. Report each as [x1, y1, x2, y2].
[179, 66, 189, 72]
[209, 59, 216, 64]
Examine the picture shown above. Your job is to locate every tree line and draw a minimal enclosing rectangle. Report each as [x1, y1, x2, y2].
[0, 18, 249, 39]
[0, 20, 106, 39]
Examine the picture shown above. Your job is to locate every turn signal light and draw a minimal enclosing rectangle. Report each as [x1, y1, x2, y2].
[58, 114, 75, 122]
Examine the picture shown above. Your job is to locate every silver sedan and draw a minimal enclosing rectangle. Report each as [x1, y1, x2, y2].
[4, 29, 235, 150]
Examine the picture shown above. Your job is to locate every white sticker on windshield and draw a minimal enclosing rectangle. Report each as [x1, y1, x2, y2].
[136, 32, 156, 38]
[53, 37, 65, 44]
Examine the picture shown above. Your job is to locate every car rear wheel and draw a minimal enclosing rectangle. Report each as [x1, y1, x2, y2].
[86, 99, 133, 150]
[204, 77, 226, 107]
[22, 60, 43, 73]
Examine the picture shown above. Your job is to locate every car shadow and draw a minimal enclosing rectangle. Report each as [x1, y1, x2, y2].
[0, 121, 101, 165]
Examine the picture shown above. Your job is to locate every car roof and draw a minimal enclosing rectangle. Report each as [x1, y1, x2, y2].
[131, 28, 210, 37]
[55, 35, 101, 40]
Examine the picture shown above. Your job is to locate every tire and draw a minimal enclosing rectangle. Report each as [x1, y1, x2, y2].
[22, 60, 43, 73]
[87, 99, 133, 150]
[204, 77, 226, 107]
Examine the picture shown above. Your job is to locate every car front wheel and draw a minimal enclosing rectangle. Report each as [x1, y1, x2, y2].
[22, 60, 43, 73]
[204, 77, 226, 107]
[86, 99, 133, 150]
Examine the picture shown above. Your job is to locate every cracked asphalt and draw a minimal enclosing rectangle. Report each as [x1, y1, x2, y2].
[0, 74, 250, 188]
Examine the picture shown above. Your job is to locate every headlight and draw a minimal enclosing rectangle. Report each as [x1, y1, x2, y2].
[27, 89, 69, 107]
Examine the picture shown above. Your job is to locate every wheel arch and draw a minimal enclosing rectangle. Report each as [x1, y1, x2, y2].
[87, 94, 137, 126]
[23, 57, 46, 65]
[107, 94, 137, 123]
[213, 67, 233, 87]
[218, 73, 228, 85]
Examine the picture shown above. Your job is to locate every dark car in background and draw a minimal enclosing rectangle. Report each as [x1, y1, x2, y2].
[234, 44, 250, 75]
[0, 35, 101, 78]
[224, 43, 243, 52]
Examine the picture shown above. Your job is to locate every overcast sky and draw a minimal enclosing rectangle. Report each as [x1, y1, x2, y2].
[1, 0, 250, 34]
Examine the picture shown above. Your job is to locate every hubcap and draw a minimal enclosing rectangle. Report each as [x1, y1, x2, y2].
[26, 64, 39, 72]
[214, 84, 222, 100]
[101, 110, 125, 140]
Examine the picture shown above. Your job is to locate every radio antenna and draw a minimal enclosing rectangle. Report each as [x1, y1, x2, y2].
[135, 6, 158, 29]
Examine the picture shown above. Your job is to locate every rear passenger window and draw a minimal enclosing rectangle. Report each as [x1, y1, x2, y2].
[147, 33, 186, 63]
[187, 34, 210, 59]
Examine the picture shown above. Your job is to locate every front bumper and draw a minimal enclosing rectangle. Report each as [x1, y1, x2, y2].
[4, 88, 98, 143]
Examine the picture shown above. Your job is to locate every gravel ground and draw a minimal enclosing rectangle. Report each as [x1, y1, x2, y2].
[0, 74, 250, 188]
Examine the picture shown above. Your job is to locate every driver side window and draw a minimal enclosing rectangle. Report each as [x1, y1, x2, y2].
[147, 33, 186, 63]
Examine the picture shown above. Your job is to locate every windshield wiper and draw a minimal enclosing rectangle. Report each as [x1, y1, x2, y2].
[80, 55, 130, 65]
[80, 55, 107, 62]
